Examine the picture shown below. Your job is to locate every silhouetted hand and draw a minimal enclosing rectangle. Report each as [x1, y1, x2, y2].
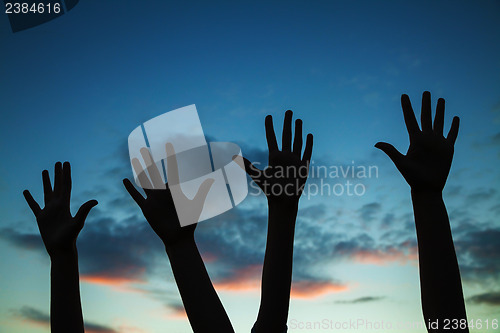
[375, 92, 468, 332]
[23, 162, 98, 258]
[23, 161, 97, 333]
[123, 143, 214, 247]
[238, 110, 313, 333]
[238, 110, 313, 204]
[375, 91, 459, 192]
[124, 144, 233, 333]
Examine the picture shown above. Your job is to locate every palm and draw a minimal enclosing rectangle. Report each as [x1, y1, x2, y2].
[124, 143, 214, 246]
[23, 162, 98, 257]
[376, 92, 459, 192]
[137, 186, 196, 245]
[242, 110, 313, 203]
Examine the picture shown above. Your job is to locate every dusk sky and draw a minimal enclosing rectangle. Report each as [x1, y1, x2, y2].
[1, 1, 499, 332]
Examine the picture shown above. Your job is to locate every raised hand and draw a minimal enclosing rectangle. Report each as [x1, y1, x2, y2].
[375, 92, 468, 332]
[240, 110, 313, 333]
[239, 110, 313, 204]
[375, 91, 459, 192]
[23, 161, 98, 258]
[124, 143, 233, 333]
[22, 162, 97, 333]
[123, 143, 214, 247]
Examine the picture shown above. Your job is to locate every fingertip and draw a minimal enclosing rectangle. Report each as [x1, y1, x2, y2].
[285, 109, 293, 116]
[295, 118, 302, 125]
[374, 142, 382, 149]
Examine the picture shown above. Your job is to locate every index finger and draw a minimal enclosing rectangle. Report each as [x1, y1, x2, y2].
[401, 94, 420, 140]
[165, 143, 180, 186]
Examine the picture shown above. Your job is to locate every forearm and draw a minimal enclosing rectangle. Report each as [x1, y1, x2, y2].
[411, 190, 468, 332]
[50, 248, 84, 333]
[253, 201, 298, 333]
[165, 238, 234, 333]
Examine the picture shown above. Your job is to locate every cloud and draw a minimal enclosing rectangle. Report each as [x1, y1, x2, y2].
[12, 306, 117, 333]
[465, 188, 497, 205]
[357, 202, 381, 223]
[291, 280, 348, 299]
[455, 228, 500, 283]
[335, 296, 385, 304]
[466, 292, 500, 306]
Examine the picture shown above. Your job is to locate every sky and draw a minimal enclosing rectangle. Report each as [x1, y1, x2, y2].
[1, 0, 499, 332]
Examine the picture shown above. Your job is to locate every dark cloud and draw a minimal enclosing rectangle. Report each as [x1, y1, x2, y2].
[455, 228, 500, 283]
[335, 296, 385, 304]
[465, 188, 497, 205]
[12, 306, 117, 333]
[466, 292, 500, 306]
[357, 202, 381, 223]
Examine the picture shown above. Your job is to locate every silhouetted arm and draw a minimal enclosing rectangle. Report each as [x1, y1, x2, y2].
[124, 144, 233, 333]
[23, 162, 98, 333]
[376, 92, 468, 332]
[239, 111, 313, 332]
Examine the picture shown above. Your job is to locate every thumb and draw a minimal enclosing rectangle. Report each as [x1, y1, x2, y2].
[232, 155, 261, 181]
[193, 178, 215, 205]
[375, 142, 404, 167]
[75, 200, 98, 227]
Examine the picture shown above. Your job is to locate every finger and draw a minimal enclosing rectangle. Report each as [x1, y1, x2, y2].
[165, 143, 180, 186]
[421, 91, 432, 133]
[375, 142, 404, 167]
[132, 158, 153, 189]
[193, 178, 215, 206]
[233, 155, 262, 181]
[433, 98, 445, 136]
[265, 115, 279, 152]
[293, 118, 303, 157]
[401, 94, 420, 140]
[42, 169, 52, 204]
[62, 161, 72, 204]
[74, 199, 98, 228]
[446, 116, 460, 145]
[302, 133, 313, 163]
[140, 147, 164, 189]
[53, 162, 63, 197]
[282, 110, 293, 151]
[23, 190, 41, 216]
[123, 178, 146, 207]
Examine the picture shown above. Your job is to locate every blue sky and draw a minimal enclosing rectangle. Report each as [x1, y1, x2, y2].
[1, 1, 499, 332]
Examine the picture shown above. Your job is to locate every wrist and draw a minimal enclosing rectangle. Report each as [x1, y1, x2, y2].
[50, 247, 78, 263]
[411, 188, 443, 199]
[164, 235, 196, 254]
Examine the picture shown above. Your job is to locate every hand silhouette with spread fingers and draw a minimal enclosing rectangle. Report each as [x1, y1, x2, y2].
[239, 110, 313, 204]
[23, 162, 98, 333]
[24, 162, 98, 258]
[375, 91, 459, 192]
[237, 110, 313, 333]
[376, 92, 468, 333]
[123, 143, 233, 333]
[124, 143, 214, 245]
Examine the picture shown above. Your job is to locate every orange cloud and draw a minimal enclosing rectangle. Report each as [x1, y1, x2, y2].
[352, 246, 418, 265]
[291, 280, 348, 299]
[213, 264, 262, 292]
[166, 305, 188, 320]
[81, 271, 146, 293]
